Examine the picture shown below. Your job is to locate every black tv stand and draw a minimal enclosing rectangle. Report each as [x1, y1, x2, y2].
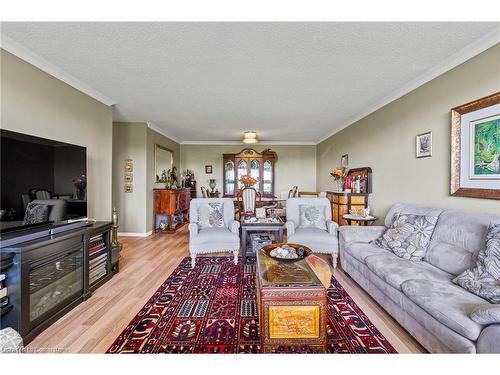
[0, 221, 119, 345]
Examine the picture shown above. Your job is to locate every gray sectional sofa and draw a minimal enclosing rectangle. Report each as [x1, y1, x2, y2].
[338, 203, 500, 353]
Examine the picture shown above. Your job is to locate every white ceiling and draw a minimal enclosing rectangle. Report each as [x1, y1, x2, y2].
[1, 22, 499, 143]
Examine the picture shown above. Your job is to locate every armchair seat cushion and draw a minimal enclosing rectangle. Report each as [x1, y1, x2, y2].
[365, 252, 452, 291]
[402, 279, 487, 341]
[190, 227, 240, 248]
[287, 227, 338, 254]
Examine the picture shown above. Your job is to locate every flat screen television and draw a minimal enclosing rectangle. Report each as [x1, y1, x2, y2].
[0, 129, 87, 235]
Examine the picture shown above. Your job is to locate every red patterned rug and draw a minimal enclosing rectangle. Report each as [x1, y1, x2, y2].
[106, 256, 397, 354]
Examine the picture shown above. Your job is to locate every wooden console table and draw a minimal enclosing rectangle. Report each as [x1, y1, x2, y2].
[153, 188, 191, 233]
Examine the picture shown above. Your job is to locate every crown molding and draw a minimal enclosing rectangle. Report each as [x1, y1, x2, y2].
[180, 140, 316, 145]
[317, 26, 500, 144]
[146, 122, 181, 143]
[0, 33, 115, 106]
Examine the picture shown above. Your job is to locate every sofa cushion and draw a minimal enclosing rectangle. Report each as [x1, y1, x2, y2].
[401, 279, 487, 341]
[426, 210, 500, 276]
[453, 223, 500, 303]
[190, 227, 239, 247]
[374, 213, 438, 261]
[364, 253, 452, 291]
[287, 227, 337, 254]
[343, 242, 390, 263]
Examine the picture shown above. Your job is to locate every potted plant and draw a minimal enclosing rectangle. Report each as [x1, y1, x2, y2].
[330, 167, 347, 192]
[239, 174, 259, 188]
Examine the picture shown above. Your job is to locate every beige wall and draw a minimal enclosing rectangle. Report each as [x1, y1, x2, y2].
[317, 44, 500, 219]
[112, 122, 180, 234]
[146, 127, 181, 232]
[1, 50, 113, 220]
[180, 144, 317, 197]
[112, 123, 148, 233]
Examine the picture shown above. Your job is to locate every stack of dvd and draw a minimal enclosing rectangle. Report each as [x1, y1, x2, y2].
[88, 234, 107, 285]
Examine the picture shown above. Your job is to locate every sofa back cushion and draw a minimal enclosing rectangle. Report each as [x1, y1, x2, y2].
[426, 210, 500, 276]
[190, 198, 234, 228]
[384, 203, 443, 228]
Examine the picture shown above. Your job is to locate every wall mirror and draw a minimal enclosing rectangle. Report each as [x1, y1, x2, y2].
[155, 144, 174, 182]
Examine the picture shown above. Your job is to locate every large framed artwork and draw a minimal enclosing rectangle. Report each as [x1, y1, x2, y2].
[451, 92, 500, 200]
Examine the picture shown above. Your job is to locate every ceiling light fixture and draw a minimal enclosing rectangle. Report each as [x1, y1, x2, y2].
[242, 131, 258, 144]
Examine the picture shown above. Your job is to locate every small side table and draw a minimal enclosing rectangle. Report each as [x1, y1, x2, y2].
[241, 217, 284, 263]
[342, 214, 378, 226]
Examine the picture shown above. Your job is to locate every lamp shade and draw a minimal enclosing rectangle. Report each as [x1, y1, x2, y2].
[242, 131, 258, 144]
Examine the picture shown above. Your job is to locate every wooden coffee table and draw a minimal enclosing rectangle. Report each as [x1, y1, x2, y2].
[256, 244, 328, 353]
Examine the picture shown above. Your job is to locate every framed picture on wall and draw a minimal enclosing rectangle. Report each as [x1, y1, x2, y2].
[416, 131, 432, 158]
[205, 165, 213, 174]
[341, 154, 348, 169]
[451, 92, 500, 200]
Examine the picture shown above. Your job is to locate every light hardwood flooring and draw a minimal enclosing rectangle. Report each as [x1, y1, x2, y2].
[27, 227, 425, 353]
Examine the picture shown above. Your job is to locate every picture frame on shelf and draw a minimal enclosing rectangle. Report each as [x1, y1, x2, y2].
[416, 131, 433, 158]
[450, 92, 500, 200]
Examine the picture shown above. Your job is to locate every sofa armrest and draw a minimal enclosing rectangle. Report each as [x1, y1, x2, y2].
[228, 220, 240, 234]
[470, 304, 500, 325]
[285, 221, 295, 236]
[338, 225, 386, 244]
[326, 220, 338, 235]
[188, 223, 199, 239]
[477, 324, 500, 353]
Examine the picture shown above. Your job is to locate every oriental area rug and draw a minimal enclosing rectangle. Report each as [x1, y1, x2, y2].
[106, 256, 397, 354]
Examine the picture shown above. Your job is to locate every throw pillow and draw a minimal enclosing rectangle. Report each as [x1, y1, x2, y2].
[22, 202, 49, 225]
[298, 204, 327, 230]
[373, 213, 438, 262]
[470, 304, 500, 325]
[197, 202, 224, 229]
[453, 223, 500, 303]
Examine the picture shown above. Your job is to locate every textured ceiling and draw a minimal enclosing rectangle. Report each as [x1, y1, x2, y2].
[2, 22, 499, 143]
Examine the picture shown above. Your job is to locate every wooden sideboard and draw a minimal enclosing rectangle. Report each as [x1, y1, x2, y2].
[327, 192, 369, 226]
[153, 188, 191, 233]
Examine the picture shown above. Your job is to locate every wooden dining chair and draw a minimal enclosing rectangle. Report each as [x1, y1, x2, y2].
[298, 191, 320, 197]
[200, 186, 208, 198]
[237, 187, 261, 216]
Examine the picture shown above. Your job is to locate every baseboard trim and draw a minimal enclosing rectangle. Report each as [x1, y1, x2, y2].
[118, 231, 153, 237]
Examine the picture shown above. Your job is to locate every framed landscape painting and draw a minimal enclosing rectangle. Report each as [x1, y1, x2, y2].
[451, 92, 500, 200]
[469, 114, 500, 179]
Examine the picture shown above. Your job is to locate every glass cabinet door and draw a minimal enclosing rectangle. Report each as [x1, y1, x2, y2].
[237, 159, 247, 190]
[224, 160, 235, 196]
[263, 159, 273, 195]
[250, 159, 260, 188]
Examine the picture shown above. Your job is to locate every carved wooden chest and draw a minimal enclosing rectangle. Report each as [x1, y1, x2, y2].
[256, 250, 328, 353]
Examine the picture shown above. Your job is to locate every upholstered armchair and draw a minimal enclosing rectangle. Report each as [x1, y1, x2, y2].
[285, 197, 339, 267]
[188, 198, 240, 268]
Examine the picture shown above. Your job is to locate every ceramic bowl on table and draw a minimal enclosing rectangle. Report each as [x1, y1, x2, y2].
[261, 242, 312, 262]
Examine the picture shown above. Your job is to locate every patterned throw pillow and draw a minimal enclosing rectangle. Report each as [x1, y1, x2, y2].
[197, 202, 224, 229]
[453, 223, 500, 303]
[22, 202, 49, 225]
[298, 205, 327, 230]
[373, 213, 438, 262]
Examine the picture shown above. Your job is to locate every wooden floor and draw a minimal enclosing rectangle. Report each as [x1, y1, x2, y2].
[27, 226, 425, 353]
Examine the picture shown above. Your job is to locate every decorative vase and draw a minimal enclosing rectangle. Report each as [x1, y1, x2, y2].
[209, 179, 216, 191]
[76, 188, 85, 200]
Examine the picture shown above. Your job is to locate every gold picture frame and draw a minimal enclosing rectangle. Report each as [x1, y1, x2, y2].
[450, 92, 500, 200]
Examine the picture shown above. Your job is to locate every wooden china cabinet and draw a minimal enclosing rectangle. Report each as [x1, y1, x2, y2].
[223, 148, 276, 198]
